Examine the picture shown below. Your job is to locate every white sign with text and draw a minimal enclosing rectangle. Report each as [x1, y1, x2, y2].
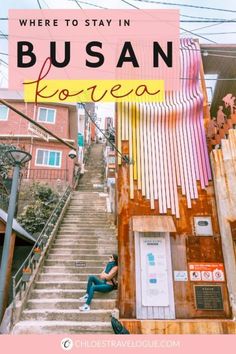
[140, 235, 169, 307]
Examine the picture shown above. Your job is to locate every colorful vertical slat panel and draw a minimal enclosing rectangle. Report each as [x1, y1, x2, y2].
[117, 39, 211, 218]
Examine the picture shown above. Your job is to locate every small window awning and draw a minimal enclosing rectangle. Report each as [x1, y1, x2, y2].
[131, 216, 176, 233]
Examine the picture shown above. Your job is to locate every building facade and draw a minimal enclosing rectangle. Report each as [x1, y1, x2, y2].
[116, 39, 236, 332]
[0, 90, 78, 187]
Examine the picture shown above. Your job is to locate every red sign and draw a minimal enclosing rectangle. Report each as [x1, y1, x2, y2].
[188, 263, 225, 282]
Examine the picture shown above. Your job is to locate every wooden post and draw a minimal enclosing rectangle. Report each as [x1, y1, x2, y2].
[2, 231, 16, 317]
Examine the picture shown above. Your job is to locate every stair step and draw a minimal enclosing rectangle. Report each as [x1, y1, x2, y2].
[50, 244, 115, 250]
[56, 232, 117, 235]
[38, 271, 100, 283]
[42, 260, 105, 274]
[22, 309, 113, 321]
[49, 252, 113, 258]
[42, 266, 104, 276]
[57, 229, 115, 232]
[34, 281, 100, 290]
[46, 257, 106, 264]
[55, 235, 116, 239]
[50, 245, 116, 250]
[42, 259, 105, 274]
[11, 320, 114, 334]
[62, 217, 109, 220]
[27, 298, 116, 310]
[40, 273, 99, 280]
[30, 289, 117, 299]
[51, 246, 116, 252]
[56, 231, 117, 235]
[52, 239, 116, 244]
[61, 221, 109, 224]
[49, 246, 113, 252]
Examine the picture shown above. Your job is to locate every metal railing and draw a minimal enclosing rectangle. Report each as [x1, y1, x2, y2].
[12, 185, 72, 309]
[0, 193, 9, 212]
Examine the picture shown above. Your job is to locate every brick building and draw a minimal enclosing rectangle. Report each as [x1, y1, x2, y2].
[0, 90, 78, 187]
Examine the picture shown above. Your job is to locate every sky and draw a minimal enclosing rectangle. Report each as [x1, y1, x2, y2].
[1, 0, 236, 118]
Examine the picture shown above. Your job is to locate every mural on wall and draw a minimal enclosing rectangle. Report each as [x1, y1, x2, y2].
[207, 93, 236, 147]
[117, 39, 211, 218]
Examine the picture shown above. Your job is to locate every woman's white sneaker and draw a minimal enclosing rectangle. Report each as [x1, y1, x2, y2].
[79, 294, 89, 302]
[79, 304, 90, 312]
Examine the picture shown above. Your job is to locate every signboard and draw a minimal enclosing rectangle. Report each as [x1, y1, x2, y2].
[28, 122, 49, 141]
[140, 235, 169, 307]
[174, 271, 188, 282]
[194, 285, 224, 310]
[189, 263, 225, 282]
[78, 133, 84, 147]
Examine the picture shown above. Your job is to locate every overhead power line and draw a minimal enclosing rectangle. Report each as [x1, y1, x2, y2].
[198, 31, 236, 36]
[180, 14, 236, 21]
[67, 0, 107, 9]
[121, 0, 216, 43]
[73, 0, 83, 10]
[132, 0, 236, 13]
[36, 0, 42, 10]
[0, 58, 8, 66]
[180, 20, 236, 23]
[121, 0, 139, 9]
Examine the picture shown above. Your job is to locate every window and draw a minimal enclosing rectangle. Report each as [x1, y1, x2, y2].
[37, 107, 56, 124]
[0, 105, 9, 121]
[204, 74, 218, 105]
[36, 149, 61, 167]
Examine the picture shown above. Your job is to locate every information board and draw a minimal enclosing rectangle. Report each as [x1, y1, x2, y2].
[194, 285, 224, 310]
[140, 235, 169, 307]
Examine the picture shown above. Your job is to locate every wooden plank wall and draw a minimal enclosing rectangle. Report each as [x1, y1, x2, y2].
[121, 319, 236, 334]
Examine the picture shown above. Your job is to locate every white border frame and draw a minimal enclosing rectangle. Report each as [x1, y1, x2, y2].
[35, 148, 62, 168]
[37, 107, 56, 124]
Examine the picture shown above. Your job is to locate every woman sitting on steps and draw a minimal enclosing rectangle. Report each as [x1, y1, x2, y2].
[79, 254, 118, 312]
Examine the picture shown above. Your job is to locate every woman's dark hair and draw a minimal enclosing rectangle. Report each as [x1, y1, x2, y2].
[112, 254, 118, 266]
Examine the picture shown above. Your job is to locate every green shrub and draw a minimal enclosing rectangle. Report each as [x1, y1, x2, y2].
[17, 183, 59, 235]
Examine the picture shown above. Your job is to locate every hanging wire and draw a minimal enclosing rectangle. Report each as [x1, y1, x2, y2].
[132, 0, 236, 14]
[36, 0, 42, 10]
[121, 0, 217, 43]
[66, 0, 108, 9]
[73, 0, 83, 10]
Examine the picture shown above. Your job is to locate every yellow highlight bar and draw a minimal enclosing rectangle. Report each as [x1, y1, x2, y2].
[24, 80, 164, 103]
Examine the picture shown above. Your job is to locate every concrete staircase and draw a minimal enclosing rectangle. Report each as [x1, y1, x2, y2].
[12, 144, 118, 334]
[79, 143, 105, 191]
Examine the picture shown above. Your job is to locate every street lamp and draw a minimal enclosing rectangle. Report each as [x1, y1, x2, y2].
[0, 149, 31, 322]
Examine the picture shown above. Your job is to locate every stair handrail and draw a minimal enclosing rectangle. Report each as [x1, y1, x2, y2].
[12, 185, 72, 309]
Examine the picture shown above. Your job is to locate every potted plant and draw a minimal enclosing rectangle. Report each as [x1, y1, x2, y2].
[33, 247, 41, 261]
[22, 267, 32, 282]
